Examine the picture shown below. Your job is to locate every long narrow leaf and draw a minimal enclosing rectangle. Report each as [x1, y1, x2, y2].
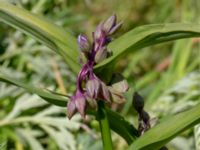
[95, 23, 200, 71]
[0, 73, 68, 106]
[128, 103, 200, 150]
[0, 2, 80, 73]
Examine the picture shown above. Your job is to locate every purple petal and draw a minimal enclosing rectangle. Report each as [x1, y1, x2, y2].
[67, 98, 76, 119]
[103, 14, 117, 33]
[100, 82, 111, 102]
[94, 47, 107, 63]
[75, 96, 86, 118]
[94, 22, 104, 41]
[108, 21, 123, 35]
[77, 34, 90, 52]
[86, 78, 101, 99]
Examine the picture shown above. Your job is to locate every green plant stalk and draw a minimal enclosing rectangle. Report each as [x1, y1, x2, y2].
[97, 101, 113, 150]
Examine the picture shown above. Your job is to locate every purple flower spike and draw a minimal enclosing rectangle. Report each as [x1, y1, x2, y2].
[67, 14, 126, 119]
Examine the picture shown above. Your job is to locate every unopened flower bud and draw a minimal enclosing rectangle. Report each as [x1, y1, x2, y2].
[100, 82, 111, 102]
[75, 95, 86, 118]
[86, 78, 100, 99]
[108, 22, 123, 35]
[67, 98, 76, 120]
[103, 14, 116, 33]
[132, 92, 144, 112]
[109, 87, 126, 104]
[111, 73, 129, 93]
[68, 90, 87, 119]
[140, 110, 150, 125]
[78, 34, 90, 52]
[94, 23, 104, 41]
[94, 47, 107, 63]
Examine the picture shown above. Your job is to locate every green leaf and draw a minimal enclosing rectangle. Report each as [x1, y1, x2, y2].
[0, 2, 80, 73]
[106, 108, 139, 144]
[95, 23, 200, 71]
[0, 73, 68, 106]
[0, 133, 7, 150]
[128, 103, 200, 150]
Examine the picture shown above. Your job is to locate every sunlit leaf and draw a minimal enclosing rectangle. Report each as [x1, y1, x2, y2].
[95, 23, 200, 71]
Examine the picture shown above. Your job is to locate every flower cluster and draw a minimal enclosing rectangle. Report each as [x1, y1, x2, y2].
[67, 15, 128, 119]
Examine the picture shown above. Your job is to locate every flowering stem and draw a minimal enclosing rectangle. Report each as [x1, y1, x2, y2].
[97, 101, 113, 150]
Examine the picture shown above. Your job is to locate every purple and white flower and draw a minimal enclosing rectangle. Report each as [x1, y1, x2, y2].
[67, 15, 127, 119]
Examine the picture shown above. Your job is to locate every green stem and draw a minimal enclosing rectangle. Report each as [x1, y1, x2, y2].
[97, 101, 113, 150]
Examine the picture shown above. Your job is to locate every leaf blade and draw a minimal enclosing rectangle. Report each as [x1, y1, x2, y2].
[0, 73, 68, 106]
[128, 103, 200, 150]
[95, 23, 200, 71]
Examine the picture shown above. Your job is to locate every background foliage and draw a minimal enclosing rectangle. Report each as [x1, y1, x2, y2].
[0, 0, 200, 150]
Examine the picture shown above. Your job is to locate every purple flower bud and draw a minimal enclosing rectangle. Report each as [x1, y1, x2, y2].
[102, 14, 117, 33]
[94, 46, 107, 63]
[74, 91, 86, 118]
[86, 77, 101, 99]
[67, 90, 86, 119]
[78, 34, 90, 52]
[108, 22, 123, 35]
[94, 22, 104, 41]
[67, 96, 76, 120]
[100, 82, 111, 102]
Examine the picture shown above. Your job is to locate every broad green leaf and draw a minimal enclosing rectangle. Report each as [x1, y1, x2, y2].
[128, 103, 200, 150]
[95, 23, 200, 71]
[0, 73, 68, 106]
[0, 2, 80, 73]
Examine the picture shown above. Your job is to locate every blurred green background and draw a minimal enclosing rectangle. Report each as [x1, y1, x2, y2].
[0, 0, 200, 150]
